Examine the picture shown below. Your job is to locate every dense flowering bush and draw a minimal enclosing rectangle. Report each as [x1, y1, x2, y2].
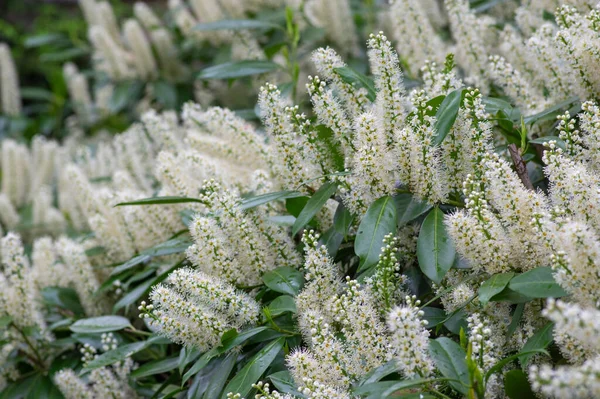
[2, 0, 600, 398]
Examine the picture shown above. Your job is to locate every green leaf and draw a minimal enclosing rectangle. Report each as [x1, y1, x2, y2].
[267, 295, 297, 316]
[528, 136, 567, 151]
[20, 87, 55, 102]
[355, 360, 399, 386]
[433, 88, 464, 146]
[508, 267, 568, 298]
[115, 196, 206, 206]
[131, 356, 180, 379]
[221, 337, 285, 399]
[201, 353, 237, 399]
[333, 202, 354, 236]
[520, 322, 554, 368]
[0, 315, 12, 329]
[268, 370, 303, 397]
[485, 349, 549, 382]
[292, 181, 337, 236]
[489, 287, 534, 303]
[113, 260, 183, 312]
[24, 33, 64, 48]
[217, 327, 269, 355]
[41, 287, 85, 315]
[25, 375, 63, 399]
[195, 19, 281, 31]
[40, 47, 88, 63]
[198, 60, 281, 80]
[478, 272, 514, 306]
[333, 66, 376, 101]
[421, 307, 446, 328]
[429, 337, 469, 395]
[69, 316, 130, 334]
[240, 190, 303, 210]
[394, 193, 432, 227]
[182, 351, 215, 386]
[85, 341, 149, 369]
[417, 207, 456, 284]
[524, 96, 579, 125]
[505, 369, 536, 399]
[262, 267, 304, 296]
[153, 80, 178, 109]
[355, 196, 397, 272]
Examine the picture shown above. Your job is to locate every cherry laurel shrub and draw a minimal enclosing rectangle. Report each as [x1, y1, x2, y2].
[2, 0, 600, 398]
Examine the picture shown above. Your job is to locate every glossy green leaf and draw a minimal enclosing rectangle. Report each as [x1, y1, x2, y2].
[528, 136, 567, 151]
[433, 88, 464, 146]
[198, 61, 281, 80]
[334, 66, 376, 101]
[262, 267, 304, 296]
[421, 307, 446, 328]
[221, 337, 285, 399]
[85, 340, 151, 369]
[240, 190, 303, 210]
[268, 370, 303, 397]
[485, 349, 549, 382]
[292, 181, 337, 236]
[131, 356, 179, 379]
[333, 202, 354, 236]
[194, 19, 281, 31]
[217, 326, 269, 355]
[505, 369, 536, 399]
[524, 96, 579, 125]
[41, 287, 85, 315]
[429, 337, 469, 395]
[394, 193, 432, 227]
[69, 315, 130, 334]
[520, 322, 554, 368]
[478, 272, 514, 306]
[355, 196, 397, 272]
[508, 267, 568, 298]
[115, 196, 206, 206]
[417, 207, 456, 283]
[267, 295, 297, 316]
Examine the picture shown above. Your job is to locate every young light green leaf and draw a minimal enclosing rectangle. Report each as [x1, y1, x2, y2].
[433, 88, 464, 146]
[292, 181, 337, 236]
[508, 267, 568, 298]
[429, 337, 469, 395]
[69, 316, 130, 334]
[333, 66, 376, 101]
[198, 60, 281, 80]
[520, 322, 554, 368]
[220, 337, 285, 399]
[478, 272, 514, 306]
[262, 267, 304, 296]
[355, 196, 397, 272]
[417, 207, 456, 284]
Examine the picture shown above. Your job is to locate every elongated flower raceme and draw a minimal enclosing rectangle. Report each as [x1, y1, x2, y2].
[145, 268, 259, 350]
[387, 296, 434, 379]
[0, 43, 21, 116]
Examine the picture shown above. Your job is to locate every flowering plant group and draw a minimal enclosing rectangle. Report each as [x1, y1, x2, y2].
[1, 0, 600, 398]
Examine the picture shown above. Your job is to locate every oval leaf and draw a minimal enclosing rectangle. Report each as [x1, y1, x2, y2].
[508, 267, 568, 298]
[267, 295, 297, 316]
[292, 181, 337, 236]
[355, 196, 397, 272]
[395, 193, 432, 227]
[433, 88, 464, 146]
[262, 267, 304, 296]
[221, 337, 285, 399]
[520, 322, 554, 368]
[429, 337, 469, 395]
[198, 60, 281, 80]
[69, 316, 130, 334]
[417, 207, 456, 284]
[478, 272, 514, 306]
